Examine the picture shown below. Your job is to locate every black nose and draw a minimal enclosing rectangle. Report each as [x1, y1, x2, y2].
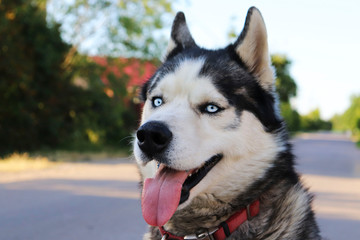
[136, 121, 173, 158]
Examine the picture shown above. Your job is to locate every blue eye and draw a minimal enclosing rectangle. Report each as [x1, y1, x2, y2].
[152, 97, 163, 107]
[205, 104, 220, 113]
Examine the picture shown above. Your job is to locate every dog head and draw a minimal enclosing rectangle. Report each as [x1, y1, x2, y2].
[134, 7, 286, 227]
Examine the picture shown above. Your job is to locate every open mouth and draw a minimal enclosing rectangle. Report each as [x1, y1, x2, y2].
[179, 154, 223, 204]
[141, 154, 223, 226]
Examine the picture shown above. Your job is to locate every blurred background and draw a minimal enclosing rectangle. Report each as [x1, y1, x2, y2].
[0, 0, 359, 239]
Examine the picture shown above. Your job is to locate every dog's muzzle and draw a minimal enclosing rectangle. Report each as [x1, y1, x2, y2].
[137, 121, 173, 159]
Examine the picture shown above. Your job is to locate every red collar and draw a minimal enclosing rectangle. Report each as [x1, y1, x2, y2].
[159, 200, 260, 240]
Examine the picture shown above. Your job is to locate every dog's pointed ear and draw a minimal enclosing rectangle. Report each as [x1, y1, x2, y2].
[164, 12, 197, 60]
[234, 7, 274, 90]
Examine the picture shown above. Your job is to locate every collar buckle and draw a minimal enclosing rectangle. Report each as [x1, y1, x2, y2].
[184, 227, 218, 240]
[246, 204, 253, 220]
[161, 233, 169, 240]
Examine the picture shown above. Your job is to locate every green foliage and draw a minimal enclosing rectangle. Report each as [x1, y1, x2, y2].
[271, 55, 297, 103]
[0, 0, 139, 155]
[270, 54, 300, 132]
[47, 0, 175, 58]
[58, 55, 137, 150]
[332, 95, 360, 140]
[0, 0, 71, 153]
[280, 102, 300, 132]
[300, 108, 332, 132]
[271, 55, 332, 132]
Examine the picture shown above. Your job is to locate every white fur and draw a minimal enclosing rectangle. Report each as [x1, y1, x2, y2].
[162, 38, 177, 62]
[134, 58, 284, 207]
[135, 58, 232, 172]
[178, 111, 283, 209]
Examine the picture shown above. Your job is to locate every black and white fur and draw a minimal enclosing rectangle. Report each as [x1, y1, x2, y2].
[134, 7, 321, 240]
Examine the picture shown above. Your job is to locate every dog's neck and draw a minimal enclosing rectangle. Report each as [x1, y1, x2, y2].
[163, 193, 237, 235]
[159, 200, 260, 240]
[160, 177, 298, 238]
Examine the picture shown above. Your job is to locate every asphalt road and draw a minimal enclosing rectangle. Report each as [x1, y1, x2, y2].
[0, 133, 359, 240]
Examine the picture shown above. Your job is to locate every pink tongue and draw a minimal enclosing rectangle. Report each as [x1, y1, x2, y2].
[141, 165, 190, 226]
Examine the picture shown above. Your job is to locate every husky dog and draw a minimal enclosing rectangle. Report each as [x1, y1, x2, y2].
[133, 7, 321, 240]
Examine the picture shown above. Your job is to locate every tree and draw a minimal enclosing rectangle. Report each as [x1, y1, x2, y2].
[43, 0, 176, 149]
[270, 54, 300, 131]
[332, 95, 360, 140]
[0, 0, 71, 153]
[271, 55, 297, 103]
[0, 0, 141, 155]
[301, 108, 332, 131]
[47, 0, 174, 58]
[280, 102, 300, 132]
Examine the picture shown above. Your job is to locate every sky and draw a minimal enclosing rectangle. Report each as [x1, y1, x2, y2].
[171, 0, 360, 119]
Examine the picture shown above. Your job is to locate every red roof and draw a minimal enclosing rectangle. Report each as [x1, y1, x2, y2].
[92, 56, 157, 87]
